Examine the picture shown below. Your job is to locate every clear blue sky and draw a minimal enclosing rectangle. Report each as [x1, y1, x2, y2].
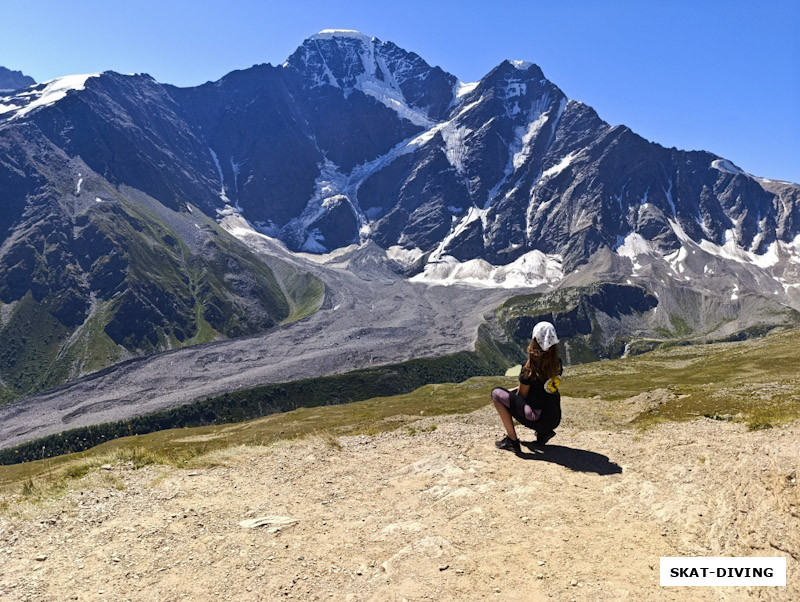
[3, 0, 798, 182]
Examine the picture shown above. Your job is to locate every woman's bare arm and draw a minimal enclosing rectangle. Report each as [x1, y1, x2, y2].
[517, 383, 530, 398]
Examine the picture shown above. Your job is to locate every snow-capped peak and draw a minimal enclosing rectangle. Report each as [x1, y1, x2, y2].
[311, 29, 372, 41]
[287, 30, 439, 127]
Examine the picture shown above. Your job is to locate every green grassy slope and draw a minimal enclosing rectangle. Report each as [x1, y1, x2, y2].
[0, 194, 323, 403]
[565, 326, 800, 429]
[496, 283, 800, 364]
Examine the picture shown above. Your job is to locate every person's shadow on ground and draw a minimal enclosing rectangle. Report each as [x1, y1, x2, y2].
[518, 442, 622, 475]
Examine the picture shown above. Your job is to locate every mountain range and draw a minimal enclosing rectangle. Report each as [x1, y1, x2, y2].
[1, 30, 799, 410]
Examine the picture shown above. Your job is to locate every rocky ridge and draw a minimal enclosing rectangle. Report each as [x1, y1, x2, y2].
[0, 67, 35, 93]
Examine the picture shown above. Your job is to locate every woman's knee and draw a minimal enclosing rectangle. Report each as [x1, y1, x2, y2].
[491, 387, 510, 407]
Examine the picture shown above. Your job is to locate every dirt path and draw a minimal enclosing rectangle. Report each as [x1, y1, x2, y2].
[1, 401, 797, 601]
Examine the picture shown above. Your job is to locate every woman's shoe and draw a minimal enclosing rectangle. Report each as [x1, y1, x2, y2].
[535, 430, 556, 446]
[495, 435, 521, 454]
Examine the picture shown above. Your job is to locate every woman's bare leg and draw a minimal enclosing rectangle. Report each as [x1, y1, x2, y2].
[493, 400, 518, 439]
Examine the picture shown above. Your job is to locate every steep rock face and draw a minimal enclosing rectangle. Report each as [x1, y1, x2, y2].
[0, 114, 309, 403]
[166, 65, 322, 228]
[387, 69, 791, 272]
[0, 66, 35, 92]
[164, 31, 459, 252]
[27, 73, 221, 213]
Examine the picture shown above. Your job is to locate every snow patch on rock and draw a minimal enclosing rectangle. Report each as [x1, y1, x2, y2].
[711, 159, 744, 176]
[386, 245, 425, 268]
[412, 250, 562, 288]
[454, 80, 478, 100]
[311, 29, 371, 40]
[208, 147, 230, 204]
[615, 232, 653, 276]
[616, 232, 653, 259]
[540, 150, 577, 180]
[429, 206, 487, 263]
[440, 122, 473, 174]
[509, 60, 533, 70]
[0, 74, 98, 121]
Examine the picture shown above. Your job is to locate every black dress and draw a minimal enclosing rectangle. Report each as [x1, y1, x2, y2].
[510, 362, 562, 434]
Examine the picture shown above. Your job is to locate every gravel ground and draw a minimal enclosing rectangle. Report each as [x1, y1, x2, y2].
[1, 404, 797, 601]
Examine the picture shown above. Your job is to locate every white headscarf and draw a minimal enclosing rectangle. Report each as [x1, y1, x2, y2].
[532, 321, 559, 351]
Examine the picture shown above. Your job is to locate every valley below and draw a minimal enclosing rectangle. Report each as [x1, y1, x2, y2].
[3, 215, 799, 457]
[0, 229, 521, 451]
